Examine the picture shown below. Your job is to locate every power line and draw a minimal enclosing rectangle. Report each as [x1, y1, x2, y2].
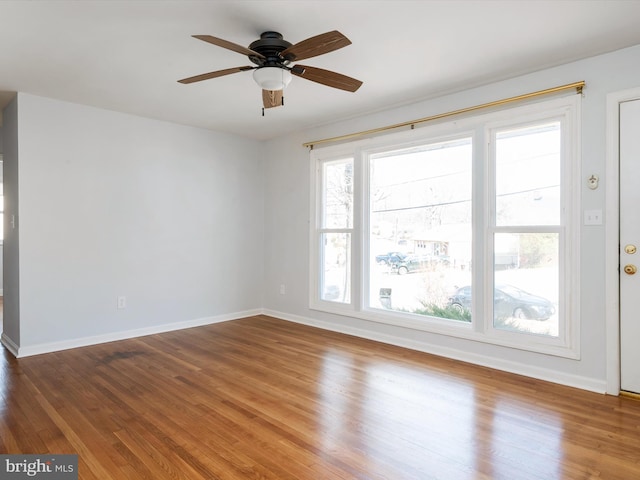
[374, 151, 558, 189]
[372, 184, 559, 214]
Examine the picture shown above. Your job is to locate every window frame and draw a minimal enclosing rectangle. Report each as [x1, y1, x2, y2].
[310, 95, 581, 358]
[310, 153, 359, 311]
[482, 111, 580, 355]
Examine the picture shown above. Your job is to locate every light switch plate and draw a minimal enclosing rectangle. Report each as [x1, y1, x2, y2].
[584, 209, 603, 225]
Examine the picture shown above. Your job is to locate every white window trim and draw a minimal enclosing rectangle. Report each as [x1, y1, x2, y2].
[309, 150, 359, 310]
[481, 103, 582, 357]
[310, 95, 581, 359]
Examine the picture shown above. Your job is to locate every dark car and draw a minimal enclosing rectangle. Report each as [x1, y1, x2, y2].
[375, 252, 407, 266]
[389, 254, 428, 274]
[447, 284, 555, 320]
[391, 254, 451, 274]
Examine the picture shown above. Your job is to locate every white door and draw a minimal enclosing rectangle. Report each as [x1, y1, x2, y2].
[620, 98, 640, 394]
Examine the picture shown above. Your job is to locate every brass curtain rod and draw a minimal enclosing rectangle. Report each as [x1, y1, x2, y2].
[303, 81, 585, 149]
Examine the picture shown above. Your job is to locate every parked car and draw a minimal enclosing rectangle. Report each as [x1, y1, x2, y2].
[391, 254, 451, 274]
[447, 284, 555, 320]
[375, 252, 407, 266]
[389, 254, 428, 274]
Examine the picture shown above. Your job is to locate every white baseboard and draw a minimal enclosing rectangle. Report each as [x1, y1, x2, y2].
[263, 309, 607, 394]
[1, 332, 19, 357]
[11, 308, 262, 358]
[3, 306, 607, 394]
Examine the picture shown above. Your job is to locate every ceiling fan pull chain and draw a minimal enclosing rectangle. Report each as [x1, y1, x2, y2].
[281, 68, 285, 106]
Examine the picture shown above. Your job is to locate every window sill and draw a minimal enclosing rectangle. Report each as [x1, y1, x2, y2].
[310, 302, 579, 360]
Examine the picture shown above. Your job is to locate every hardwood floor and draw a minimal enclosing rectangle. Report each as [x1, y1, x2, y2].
[1, 315, 639, 479]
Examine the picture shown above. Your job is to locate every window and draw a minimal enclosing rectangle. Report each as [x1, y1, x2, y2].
[491, 123, 562, 337]
[311, 95, 580, 357]
[368, 137, 472, 322]
[316, 157, 354, 304]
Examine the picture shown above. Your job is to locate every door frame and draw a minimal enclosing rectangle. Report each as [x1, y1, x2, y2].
[605, 87, 640, 395]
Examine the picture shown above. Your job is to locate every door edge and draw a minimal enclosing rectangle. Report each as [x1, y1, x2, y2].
[605, 87, 640, 395]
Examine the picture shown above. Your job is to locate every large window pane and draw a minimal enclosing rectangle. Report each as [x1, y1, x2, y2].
[322, 159, 353, 229]
[368, 138, 472, 322]
[496, 122, 561, 226]
[493, 233, 559, 336]
[321, 233, 351, 303]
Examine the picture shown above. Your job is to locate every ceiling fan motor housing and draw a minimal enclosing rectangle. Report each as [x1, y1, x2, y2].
[248, 32, 292, 67]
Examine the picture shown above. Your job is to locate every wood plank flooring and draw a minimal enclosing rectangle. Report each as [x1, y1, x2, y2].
[1, 315, 640, 479]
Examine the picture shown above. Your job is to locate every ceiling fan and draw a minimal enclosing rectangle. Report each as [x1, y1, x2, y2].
[178, 30, 363, 110]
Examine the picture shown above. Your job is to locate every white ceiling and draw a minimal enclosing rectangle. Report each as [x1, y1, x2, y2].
[2, 0, 640, 140]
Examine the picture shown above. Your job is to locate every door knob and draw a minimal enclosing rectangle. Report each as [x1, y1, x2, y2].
[624, 264, 637, 275]
[625, 244, 637, 254]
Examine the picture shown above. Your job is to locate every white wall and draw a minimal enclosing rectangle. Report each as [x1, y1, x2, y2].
[262, 44, 640, 393]
[2, 98, 19, 347]
[0, 125, 5, 295]
[9, 94, 263, 353]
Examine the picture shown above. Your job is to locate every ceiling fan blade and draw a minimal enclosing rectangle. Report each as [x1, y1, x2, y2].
[291, 64, 363, 92]
[178, 66, 254, 84]
[263, 89, 283, 109]
[281, 30, 351, 62]
[192, 35, 265, 59]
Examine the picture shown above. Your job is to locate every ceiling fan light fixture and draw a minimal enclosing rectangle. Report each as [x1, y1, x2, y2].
[252, 67, 292, 90]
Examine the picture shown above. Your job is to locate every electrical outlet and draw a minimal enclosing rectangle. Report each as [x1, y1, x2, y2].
[279, 284, 286, 295]
[117, 296, 127, 309]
